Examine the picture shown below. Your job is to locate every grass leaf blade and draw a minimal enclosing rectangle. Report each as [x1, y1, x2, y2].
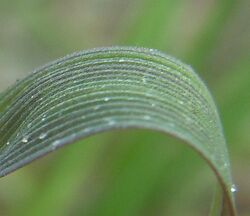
[0, 46, 236, 215]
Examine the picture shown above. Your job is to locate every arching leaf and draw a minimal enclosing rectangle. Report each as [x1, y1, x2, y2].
[0, 46, 236, 215]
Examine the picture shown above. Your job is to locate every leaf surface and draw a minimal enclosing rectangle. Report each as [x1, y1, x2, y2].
[0, 46, 236, 215]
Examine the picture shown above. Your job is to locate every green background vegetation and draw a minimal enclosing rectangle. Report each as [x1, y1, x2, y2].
[0, 0, 249, 215]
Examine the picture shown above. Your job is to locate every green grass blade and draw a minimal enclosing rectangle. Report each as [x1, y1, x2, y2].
[0, 46, 236, 215]
[209, 183, 223, 216]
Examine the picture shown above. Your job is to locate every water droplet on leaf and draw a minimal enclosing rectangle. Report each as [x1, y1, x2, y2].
[83, 128, 91, 133]
[52, 140, 60, 149]
[22, 136, 29, 143]
[119, 59, 125, 63]
[39, 133, 47, 139]
[230, 184, 237, 193]
[143, 115, 151, 120]
[185, 116, 193, 123]
[108, 119, 116, 126]
[94, 105, 100, 110]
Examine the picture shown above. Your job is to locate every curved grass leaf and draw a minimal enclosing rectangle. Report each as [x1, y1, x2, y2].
[0, 46, 236, 215]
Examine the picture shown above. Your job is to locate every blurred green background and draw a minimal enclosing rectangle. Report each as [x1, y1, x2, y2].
[0, 0, 249, 215]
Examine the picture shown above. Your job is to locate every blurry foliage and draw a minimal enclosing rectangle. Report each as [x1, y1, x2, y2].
[0, 0, 249, 215]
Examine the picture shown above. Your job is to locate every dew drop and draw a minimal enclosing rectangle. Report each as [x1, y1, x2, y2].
[143, 115, 151, 120]
[39, 132, 47, 140]
[104, 97, 110, 102]
[52, 140, 60, 149]
[168, 122, 175, 128]
[185, 116, 193, 123]
[83, 128, 91, 133]
[41, 114, 46, 121]
[178, 100, 184, 105]
[223, 162, 229, 168]
[230, 184, 237, 193]
[22, 136, 29, 143]
[142, 76, 147, 84]
[94, 105, 100, 110]
[145, 92, 153, 97]
[107, 119, 116, 126]
[119, 59, 125, 63]
[6, 141, 10, 146]
[151, 103, 156, 107]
